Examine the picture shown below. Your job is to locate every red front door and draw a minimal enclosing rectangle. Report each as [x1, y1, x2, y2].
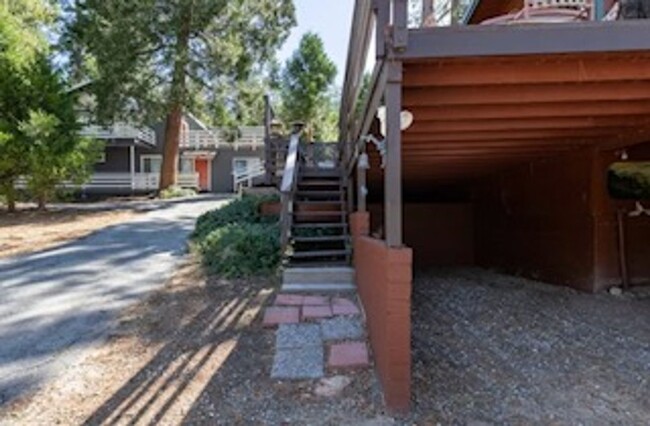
[195, 158, 210, 191]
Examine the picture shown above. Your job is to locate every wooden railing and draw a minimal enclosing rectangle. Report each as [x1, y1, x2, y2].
[180, 127, 265, 150]
[279, 131, 302, 252]
[232, 161, 266, 191]
[15, 172, 199, 191]
[80, 123, 156, 146]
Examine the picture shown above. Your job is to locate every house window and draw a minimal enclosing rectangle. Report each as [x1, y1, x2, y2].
[233, 157, 261, 175]
[179, 157, 194, 174]
[608, 162, 650, 200]
[141, 155, 162, 174]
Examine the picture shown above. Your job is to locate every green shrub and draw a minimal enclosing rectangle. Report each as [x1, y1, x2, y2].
[192, 194, 278, 242]
[159, 185, 197, 200]
[191, 194, 282, 278]
[199, 222, 280, 277]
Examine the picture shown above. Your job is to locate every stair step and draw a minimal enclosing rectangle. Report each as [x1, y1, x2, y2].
[293, 235, 348, 243]
[301, 168, 341, 177]
[293, 223, 348, 229]
[290, 249, 350, 259]
[281, 283, 356, 293]
[294, 200, 344, 206]
[293, 211, 345, 216]
[283, 266, 354, 285]
[296, 190, 343, 198]
[298, 181, 341, 188]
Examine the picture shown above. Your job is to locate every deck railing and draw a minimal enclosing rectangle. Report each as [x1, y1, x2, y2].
[279, 131, 302, 252]
[179, 127, 265, 150]
[16, 172, 199, 191]
[232, 161, 266, 191]
[80, 123, 156, 145]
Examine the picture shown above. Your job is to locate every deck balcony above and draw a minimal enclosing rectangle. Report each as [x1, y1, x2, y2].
[180, 126, 265, 150]
[80, 123, 156, 147]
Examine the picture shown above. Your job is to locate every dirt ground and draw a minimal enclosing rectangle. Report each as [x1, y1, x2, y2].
[411, 267, 650, 425]
[0, 209, 138, 258]
[0, 257, 388, 426]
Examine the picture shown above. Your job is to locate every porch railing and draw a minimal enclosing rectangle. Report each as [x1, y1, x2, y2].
[80, 123, 156, 146]
[279, 131, 302, 252]
[180, 127, 265, 150]
[16, 172, 199, 191]
[232, 161, 266, 191]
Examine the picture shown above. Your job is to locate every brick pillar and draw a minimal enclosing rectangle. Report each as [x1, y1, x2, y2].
[350, 212, 370, 237]
[351, 210, 412, 413]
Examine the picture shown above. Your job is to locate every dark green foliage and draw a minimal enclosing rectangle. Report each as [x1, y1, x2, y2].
[0, 1, 101, 210]
[63, 0, 296, 127]
[608, 162, 650, 199]
[192, 195, 281, 277]
[200, 222, 280, 278]
[280, 32, 338, 141]
[192, 194, 278, 242]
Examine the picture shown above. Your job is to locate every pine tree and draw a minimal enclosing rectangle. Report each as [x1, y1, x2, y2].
[63, 0, 296, 190]
[280, 32, 337, 141]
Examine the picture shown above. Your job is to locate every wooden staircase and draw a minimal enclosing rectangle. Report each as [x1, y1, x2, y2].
[277, 133, 355, 293]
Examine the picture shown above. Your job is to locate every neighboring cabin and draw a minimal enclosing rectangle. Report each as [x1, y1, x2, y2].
[80, 114, 264, 195]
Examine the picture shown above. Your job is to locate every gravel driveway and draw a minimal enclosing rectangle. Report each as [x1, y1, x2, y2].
[0, 195, 230, 405]
[412, 268, 650, 425]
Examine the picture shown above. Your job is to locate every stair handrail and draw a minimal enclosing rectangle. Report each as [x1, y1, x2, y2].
[280, 131, 302, 251]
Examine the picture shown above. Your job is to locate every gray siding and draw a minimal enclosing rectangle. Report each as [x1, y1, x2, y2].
[211, 146, 265, 193]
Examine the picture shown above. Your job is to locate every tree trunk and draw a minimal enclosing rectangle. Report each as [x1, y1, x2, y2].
[5, 184, 17, 213]
[159, 2, 192, 191]
[37, 193, 47, 211]
[160, 105, 182, 189]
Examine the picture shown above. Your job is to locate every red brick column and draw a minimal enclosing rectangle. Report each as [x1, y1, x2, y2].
[349, 212, 412, 412]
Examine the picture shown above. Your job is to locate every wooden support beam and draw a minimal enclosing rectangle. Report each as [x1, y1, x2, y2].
[385, 60, 403, 247]
[405, 116, 650, 134]
[403, 81, 650, 107]
[402, 128, 626, 143]
[401, 21, 650, 60]
[407, 101, 650, 122]
[357, 155, 368, 213]
[404, 55, 650, 87]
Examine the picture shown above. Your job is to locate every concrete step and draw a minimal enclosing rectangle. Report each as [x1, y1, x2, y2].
[283, 266, 355, 285]
[281, 282, 356, 293]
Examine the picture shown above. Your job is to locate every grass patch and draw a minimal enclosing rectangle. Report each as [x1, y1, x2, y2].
[159, 186, 197, 200]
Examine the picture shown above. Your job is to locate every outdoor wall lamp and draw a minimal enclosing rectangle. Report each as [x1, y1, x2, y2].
[361, 134, 386, 168]
[358, 152, 370, 170]
[629, 201, 650, 217]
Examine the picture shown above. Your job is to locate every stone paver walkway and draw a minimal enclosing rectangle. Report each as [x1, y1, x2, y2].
[265, 294, 370, 380]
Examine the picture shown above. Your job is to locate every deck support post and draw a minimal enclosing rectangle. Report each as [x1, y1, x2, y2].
[129, 145, 136, 192]
[357, 147, 368, 213]
[384, 60, 403, 247]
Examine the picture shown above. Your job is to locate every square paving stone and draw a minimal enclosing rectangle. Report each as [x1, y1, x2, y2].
[262, 307, 300, 327]
[271, 345, 324, 379]
[275, 294, 304, 306]
[303, 295, 329, 306]
[331, 297, 360, 316]
[320, 316, 364, 341]
[276, 323, 322, 349]
[303, 305, 333, 320]
[328, 341, 369, 368]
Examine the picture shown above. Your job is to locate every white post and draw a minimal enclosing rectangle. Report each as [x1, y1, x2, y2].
[130, 145, 135, 191]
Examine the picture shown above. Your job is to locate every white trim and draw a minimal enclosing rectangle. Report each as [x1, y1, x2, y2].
[179, 154, 196, 174]
[129, 145, 135, 190]
[207, 157, 213, 191]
